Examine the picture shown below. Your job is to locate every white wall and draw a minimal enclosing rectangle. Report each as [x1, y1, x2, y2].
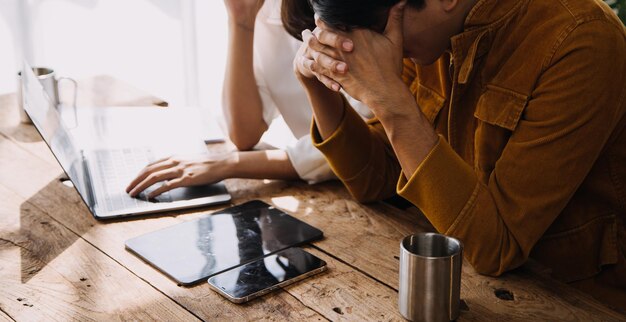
[0, 0, 229, 114]
[0, 0, 20, 96]
[0, 0, 294, 147]
[195, 0, 228, 114]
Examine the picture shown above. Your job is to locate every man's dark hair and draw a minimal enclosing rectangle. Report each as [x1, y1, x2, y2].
[281, 0, 316, 41]
[281, 0, 425, 41]
[309, 0, 425, 32]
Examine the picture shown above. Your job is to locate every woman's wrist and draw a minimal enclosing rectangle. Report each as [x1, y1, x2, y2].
[294, 68, 314, 84]
[228, 17, 256, 33]
[215, 150, 299, 180]
[296, 72, 334, 96]
[224, 1, 261, 30]
[206, 152, 239, 179]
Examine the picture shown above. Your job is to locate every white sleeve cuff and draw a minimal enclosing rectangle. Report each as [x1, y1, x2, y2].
[286, 134, 337, 184]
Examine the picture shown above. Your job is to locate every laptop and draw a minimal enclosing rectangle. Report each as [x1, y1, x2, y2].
[21, 61, 231, 219]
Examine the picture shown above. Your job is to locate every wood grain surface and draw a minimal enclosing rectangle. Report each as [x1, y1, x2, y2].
[0, 183, 199, 321]
[1, 78, 624, 321]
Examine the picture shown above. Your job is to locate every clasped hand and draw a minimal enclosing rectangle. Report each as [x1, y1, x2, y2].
[294, 1, 407, 109]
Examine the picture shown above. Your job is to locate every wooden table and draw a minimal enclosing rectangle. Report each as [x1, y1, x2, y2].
[1, 76, 624, 321]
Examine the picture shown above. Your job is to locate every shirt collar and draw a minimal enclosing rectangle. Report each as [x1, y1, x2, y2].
[449, 0, 526, 84]
[464, 0, 524, 30]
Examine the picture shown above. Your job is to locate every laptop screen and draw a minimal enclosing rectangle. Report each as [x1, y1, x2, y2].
[21, 61, 94, 209]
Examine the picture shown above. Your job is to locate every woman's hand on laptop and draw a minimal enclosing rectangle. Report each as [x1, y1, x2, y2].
[126, 149, 299, 198]
[126, 153, 236, 199]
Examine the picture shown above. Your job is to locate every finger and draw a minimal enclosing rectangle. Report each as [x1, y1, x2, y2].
[310, 49, 348, 74]
[314, 15, 346, 47]
[314, 13, 321, 25]
[302, 57, 341, 91]
[302, 29, 336, 57]
[296, 52, 315, 78]
[384, 0, 406, 45]
[304, 58, 316, 74]
[303, 29, 337, 59]
[312, 26, 353, 52]
[305, 29, 344, 60]
[308, 64, 342, 92]
[128, 167, 182, 197]
[147, 177, 185, 199]
[125, 158, 179, 193]
[317, 73, 342, 92]
[301, 28, 314, 47]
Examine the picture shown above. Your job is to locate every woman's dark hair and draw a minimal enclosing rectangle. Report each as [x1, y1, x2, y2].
[281, 0, 316, 41]
[309, 0, 425, 32]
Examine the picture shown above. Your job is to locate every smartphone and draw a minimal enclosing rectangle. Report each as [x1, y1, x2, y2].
[208, 247, 327, 303]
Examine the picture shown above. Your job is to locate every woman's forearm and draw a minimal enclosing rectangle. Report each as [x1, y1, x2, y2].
[298, 75, 345, 140]
[225, 150, 299, 180]
[222, 20, 268, 150]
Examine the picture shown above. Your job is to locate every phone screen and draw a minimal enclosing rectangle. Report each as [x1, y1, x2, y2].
[208, 247, 326, 303]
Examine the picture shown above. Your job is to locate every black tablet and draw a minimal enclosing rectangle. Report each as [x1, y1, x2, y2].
[125, 200, 324, 285]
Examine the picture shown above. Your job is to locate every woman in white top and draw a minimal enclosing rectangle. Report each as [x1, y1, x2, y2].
[126, 0, 370, 198]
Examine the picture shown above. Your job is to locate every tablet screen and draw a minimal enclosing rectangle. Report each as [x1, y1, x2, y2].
[125, 200, 323, 285]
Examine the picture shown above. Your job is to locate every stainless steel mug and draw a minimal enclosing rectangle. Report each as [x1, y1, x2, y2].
[398, 233, 463, 322]
[17, 67, 77, 124]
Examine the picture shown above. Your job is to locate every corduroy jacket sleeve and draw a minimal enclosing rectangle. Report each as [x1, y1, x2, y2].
[311, 95, 401, 202]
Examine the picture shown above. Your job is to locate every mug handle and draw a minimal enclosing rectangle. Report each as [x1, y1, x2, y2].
[58, 77, 78, 128]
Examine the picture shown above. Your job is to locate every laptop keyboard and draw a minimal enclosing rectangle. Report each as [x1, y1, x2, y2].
[93, 147, 171, 212]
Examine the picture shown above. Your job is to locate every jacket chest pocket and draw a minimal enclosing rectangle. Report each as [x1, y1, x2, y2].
[473, 85, 528, 181]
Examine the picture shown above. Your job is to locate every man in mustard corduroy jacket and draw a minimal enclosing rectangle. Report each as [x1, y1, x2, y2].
[290, 0, 626, 311]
